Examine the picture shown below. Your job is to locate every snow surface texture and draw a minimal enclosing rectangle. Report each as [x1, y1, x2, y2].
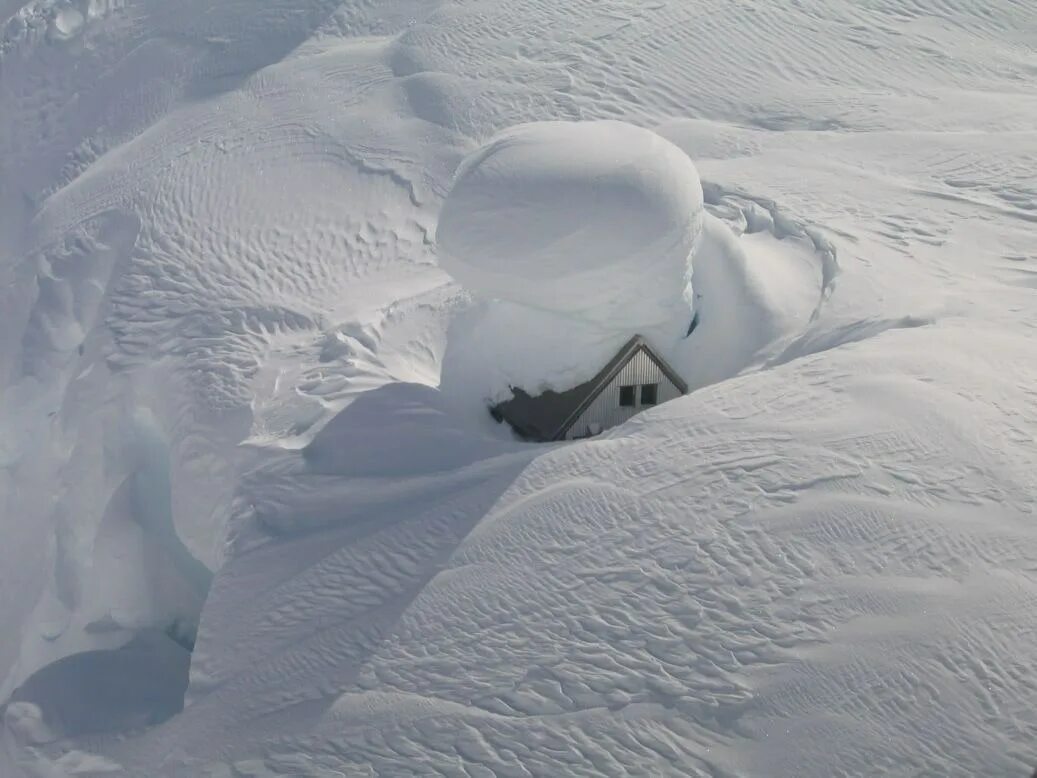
[1, 0, 1036, 776]
[437, 121, 702, 405]
[437, 121, 704, 325]
[438, 120, 828, 409]
[437, 121, 696, 407]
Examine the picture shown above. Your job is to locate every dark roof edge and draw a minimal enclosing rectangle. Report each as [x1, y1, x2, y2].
[552, 335, 688, 440]
[642, 340, 690, 395]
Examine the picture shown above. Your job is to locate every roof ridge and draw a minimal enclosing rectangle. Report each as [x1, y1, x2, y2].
[552, 334, 686, 440]
[549, 335, 642, 439]
[491, 334, 689, 442]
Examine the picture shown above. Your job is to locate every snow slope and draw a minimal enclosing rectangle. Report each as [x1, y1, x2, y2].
[1, 0, 1036, 776]
[437, 120, 831, 411]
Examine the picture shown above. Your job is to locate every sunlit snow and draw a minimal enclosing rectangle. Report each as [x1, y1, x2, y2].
[1, 0, 1036, 776]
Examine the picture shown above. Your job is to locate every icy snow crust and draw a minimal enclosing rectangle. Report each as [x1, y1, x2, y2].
[2, 0, 1037, 776]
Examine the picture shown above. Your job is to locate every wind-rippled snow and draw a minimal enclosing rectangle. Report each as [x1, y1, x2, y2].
[1, 0, 1036, 776]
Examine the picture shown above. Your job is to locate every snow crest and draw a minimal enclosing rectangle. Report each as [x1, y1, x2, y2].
[437, 121, 703, 328]
[437, 121, 703, 405]
[3, 0, 1037, 776]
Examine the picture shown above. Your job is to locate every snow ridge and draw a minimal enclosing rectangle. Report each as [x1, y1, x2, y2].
[2, 0, 1037, 776]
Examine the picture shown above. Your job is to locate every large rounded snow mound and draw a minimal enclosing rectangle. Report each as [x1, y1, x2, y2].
[436, 121, 704, 329]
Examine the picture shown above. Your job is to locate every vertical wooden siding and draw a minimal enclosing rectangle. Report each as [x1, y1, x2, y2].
[564, 348, 683, 440]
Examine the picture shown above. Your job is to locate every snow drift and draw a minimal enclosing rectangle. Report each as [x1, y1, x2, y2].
[436, 121, 704, 328]
[437, 121, 830, 411]
[3, 0, 1037, 776]
[437, 121, 702, 409]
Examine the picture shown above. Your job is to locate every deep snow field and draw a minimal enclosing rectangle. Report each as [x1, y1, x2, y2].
[2, 0, 1037, 775]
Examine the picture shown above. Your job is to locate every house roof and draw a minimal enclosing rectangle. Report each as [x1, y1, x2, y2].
[490, 335, 688, 442]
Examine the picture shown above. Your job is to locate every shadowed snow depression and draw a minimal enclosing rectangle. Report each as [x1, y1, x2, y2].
[1, 0, 1036, 776]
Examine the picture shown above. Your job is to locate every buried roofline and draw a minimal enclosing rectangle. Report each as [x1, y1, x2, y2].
[550, 334, 688, 441]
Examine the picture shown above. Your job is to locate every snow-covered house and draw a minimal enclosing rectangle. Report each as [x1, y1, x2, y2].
[490, 335, 688, 442]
